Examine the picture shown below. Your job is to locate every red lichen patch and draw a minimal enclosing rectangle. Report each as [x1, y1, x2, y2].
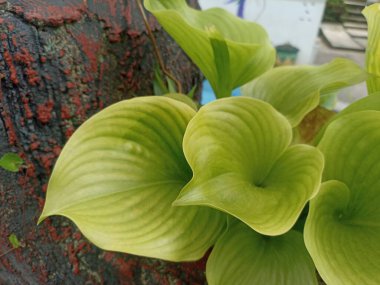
[14, 47, 40, 86]
[39, 153, 56, 173]
[9, 0, 86, 27]
[21, 95, 33, 119]
[102, 252, 115, 263]
[41, 183, 48, 193]
[2, 42, 19, 85]
[36, 99, 54, 124]
[40, 56, 47, 63]
[0, 87, 18, 145]
[60, 105, 71, 120]
[66, 239, 92, 275]
[66, 82, 76, 89]
[71, 29, 102, 74]
[29, 142, 40, 151]
[64, 126, 75, 139]
[101, 252, 137, 281]
[2, 116, 17, 145]
[52, 146, 62, 156]
[87, 0, 138, 43]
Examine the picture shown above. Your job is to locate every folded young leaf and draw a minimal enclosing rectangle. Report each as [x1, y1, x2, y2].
[39, 96, 226, 262]
[363, 4, 380, 94]
[144, 0, 275, 99]
[241, 58, 367, 126]
[175, 97, 324, 236]
[206, 219, 317, 285]
[305, 111, 380, 285]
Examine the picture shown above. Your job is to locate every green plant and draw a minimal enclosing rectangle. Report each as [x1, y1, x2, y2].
[38, 1, 380, 284]
[0, 153, 25, 258]
[0, 153, 23, 172]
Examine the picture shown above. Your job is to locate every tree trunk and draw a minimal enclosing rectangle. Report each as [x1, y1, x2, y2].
[0, 1, 205, 284]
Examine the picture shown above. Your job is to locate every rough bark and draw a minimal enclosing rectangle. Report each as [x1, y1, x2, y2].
[0, 1, 206, 284]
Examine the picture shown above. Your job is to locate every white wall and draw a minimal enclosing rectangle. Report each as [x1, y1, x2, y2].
[198, 0, 327, 64]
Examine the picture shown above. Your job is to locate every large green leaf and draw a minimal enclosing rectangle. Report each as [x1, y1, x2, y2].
[38, 96, 226, 261]
[174, 97, 324, 235]
[305, 111, 380, 285]
[241, 58, 367, 126]
[144, 0, 275, 99]
[363, 4, 380, 94]
[207, 219, 317, 285]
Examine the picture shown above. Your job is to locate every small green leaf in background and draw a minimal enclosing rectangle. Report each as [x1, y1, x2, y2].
[363, 3, 380, 94]
[206, 219, 317, 285]
[145, 0, 275, 99]
[305, 111, 380, 285]
[241, 58, 367, 127]
[8, 233, 21, 249]
[152, 68, 178, 95]
[0, 153, 23, 172]
[153, 67, 170, 95]
[175, 97, 324, 236]
[39, 96, 226, 262]
[186, 85, 197, 99]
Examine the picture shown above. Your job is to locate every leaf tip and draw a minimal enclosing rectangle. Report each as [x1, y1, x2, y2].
[37, 208, 53, 225]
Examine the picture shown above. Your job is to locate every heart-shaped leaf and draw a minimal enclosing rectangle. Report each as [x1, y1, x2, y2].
[241, 58, 367, 126]
[144, 0, 275, 99]
[363, 4, 380, 94]
[175, 97, 324, 235]
[207, 219, 317, 285]
[39, 96, 226, 261]
[305, 111, 380, 285]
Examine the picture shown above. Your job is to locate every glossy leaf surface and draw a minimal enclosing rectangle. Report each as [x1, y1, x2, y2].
[39, 96, 226, 261]
[175, 97, 324, 235]
[207, 220, 317, 285]
[242, 58, 367, 126]
[305, 111, 380, 285]
[144, 0, 275, 99]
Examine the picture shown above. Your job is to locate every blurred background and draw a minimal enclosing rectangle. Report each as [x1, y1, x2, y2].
[199, 0, 378, 109]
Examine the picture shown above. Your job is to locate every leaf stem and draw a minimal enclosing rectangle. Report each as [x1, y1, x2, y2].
[136, 0, 183, 94]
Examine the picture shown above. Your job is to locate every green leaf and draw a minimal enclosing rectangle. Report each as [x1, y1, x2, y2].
[241, 58, 368, 126]
[314, 94, 380, 144]
[174, 97, 324, 235]
[153, 67, 169, 95]
[166, 77, 177, 94]
[187, 85, 197, 99]
[0, 153, 23, 172]
[305, 111, 380, 285]
[144, 0, 275, 99]
[163, 93, 198, 111]
[207, 220, 317, 285]
[8, 233, 21, 249]
[363, 4, 380, 94]
[39, 96, 226, 261]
